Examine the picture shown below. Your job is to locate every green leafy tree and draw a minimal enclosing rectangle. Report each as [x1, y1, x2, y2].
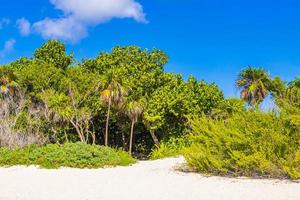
[144, 74, 224, 143]
[83, 46, 168, 148]
[34, 40, 74, 70]
[14, 60, 65, 96]
[184, 76, 224, 115]
[83, 46, 168, 98]
[143, 74, 183, 144]
[40, 67, 101, 143]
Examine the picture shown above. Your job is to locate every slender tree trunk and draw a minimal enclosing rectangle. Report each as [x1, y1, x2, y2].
[129, 120, 135, 154]
[70, 120, 85, 143]
[64, 131, 69, 143]
[91, 132, 96, 145]
[105, 97, 111, 146]
[121, 131, 126, 150]
[150, 130, 160, 146]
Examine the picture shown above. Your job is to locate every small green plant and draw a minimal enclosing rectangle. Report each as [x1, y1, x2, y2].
[150, 136, 190, 160]
[0, 142, 136, 168]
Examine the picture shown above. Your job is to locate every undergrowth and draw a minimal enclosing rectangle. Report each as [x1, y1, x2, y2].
[0, 142, 136, 168]
[151, 111, 300, 180]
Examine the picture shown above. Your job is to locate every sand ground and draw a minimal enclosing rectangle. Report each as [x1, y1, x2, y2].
[0, 157, 299, 200]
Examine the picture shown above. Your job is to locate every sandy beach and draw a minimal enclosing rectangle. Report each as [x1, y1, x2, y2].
[0, 157, 299, 200]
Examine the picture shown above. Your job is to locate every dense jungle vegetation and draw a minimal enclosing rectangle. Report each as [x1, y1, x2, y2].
[0, 40, 299, 178]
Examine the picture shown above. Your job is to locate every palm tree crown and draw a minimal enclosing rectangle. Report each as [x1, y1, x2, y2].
[101, 78, 127, 146]
[236, 67, 271, 107]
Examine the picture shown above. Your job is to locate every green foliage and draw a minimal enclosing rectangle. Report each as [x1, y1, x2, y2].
[289, 77, 300, 89]
[211, 98, 246, 119]
[150, 136, 190, 160]
[144, 74, 224, 139]
[236, 67, 272, 106]
[0, 67, 19, 96]
[183, 112, 300, 179]
[34, 40, 74, 70]
[269, 76, 286, 98]
[9, 41, 300, 165]
[14, 60, 65, 95]
[2, 42, 225, 153]
[283, 149, 300, 179]
[83, 46, 168, 99]
[0, 142, 136, 168]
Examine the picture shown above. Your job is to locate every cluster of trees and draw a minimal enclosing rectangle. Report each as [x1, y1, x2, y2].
[1, 40, 299, 159]
[236, 67, 299, 107]
[0, 40, 224, 155]
[236, 66, 300, 119]
[150, 67, 300, 179]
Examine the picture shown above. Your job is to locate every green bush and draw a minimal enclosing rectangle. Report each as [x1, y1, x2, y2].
[0, 142, 136, 168]
[183, 112, 300, 179]
[150, 136, 190, 160]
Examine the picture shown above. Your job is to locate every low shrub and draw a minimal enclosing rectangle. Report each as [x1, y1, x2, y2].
[183, 112, 300, 179]
[150, 136, 190, 160]
[0, 142, 136, 168]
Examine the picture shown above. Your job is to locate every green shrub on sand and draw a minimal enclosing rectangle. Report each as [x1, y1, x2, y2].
[0, 142, 136, 169]
[183, 112, 300, 179]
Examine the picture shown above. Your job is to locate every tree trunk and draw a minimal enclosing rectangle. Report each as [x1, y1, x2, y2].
[121, 131, 126, 150]
[70, 120, 85, 143]
[150, 130, 160, 146]
[129, 120, 135, 154]
[104, 97, 111, 146]
[91, 131, 96, 145]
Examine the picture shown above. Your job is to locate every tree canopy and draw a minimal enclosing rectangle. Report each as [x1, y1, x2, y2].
[1, 40, 298, 158]
[0, 40, 225, 155]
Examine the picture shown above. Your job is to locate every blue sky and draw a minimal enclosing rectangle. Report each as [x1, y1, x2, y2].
[0, 0, 300, 97]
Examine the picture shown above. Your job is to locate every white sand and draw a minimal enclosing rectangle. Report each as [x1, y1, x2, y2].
[0, 157, 299, 200]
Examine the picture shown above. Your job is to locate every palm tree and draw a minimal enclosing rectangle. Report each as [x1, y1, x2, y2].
[101, 79, 126, 146]
[126, 101, 143, 154]
[236, 67, 271, 107]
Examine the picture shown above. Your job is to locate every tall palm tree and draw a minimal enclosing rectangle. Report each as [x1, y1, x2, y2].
[101, 79, 126, 146]
[126, 101, 143, 154]
[236, 67, 271, 107]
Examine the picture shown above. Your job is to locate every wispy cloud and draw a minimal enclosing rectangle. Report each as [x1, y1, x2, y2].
[0, 18, 10, 30]
[0, 39, 16, 58]
[30, 0, 147, 43]
[16, 18, 31, 36]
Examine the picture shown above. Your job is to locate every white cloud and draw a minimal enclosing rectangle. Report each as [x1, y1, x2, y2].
[0, 18, 10, 30]
[32, 0, 147, 43]
[49, 0, 147, 23]
[33, 17, 87, 42]
[0, 39, 16, 58]
[16, 18, 31, 36]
